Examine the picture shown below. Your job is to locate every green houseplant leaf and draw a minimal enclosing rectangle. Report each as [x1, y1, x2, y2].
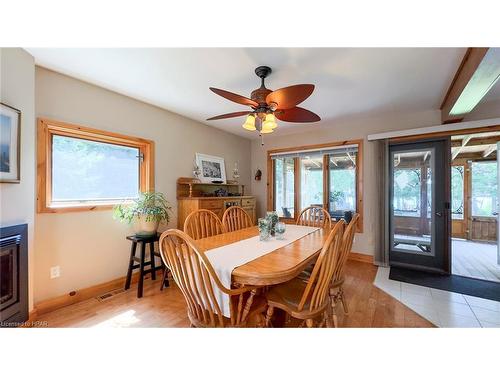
[113, 191, 172, 225]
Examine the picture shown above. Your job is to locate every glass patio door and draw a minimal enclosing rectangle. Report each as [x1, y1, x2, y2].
[389, 140, 450, 273]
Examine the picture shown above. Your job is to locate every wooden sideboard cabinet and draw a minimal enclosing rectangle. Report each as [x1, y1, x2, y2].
[176, 177, 256, 229]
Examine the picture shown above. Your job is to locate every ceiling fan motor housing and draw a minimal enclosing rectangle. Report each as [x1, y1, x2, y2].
[252, 65, 273, 110]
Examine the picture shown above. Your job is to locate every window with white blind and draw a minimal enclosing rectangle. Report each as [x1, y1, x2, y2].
[268, 141, 363, 231]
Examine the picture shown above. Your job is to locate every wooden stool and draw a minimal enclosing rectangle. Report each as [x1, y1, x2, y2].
[125, 233, 169, 298]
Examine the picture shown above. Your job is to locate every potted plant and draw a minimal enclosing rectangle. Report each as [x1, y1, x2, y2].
[113, 191, 172, 237]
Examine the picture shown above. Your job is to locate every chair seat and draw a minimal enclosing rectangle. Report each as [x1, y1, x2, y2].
[266, 278, 327, 319]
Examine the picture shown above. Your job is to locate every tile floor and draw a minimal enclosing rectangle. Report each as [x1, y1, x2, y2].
[374, 266, 500, 328]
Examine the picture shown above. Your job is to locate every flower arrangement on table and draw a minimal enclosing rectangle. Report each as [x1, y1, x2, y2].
[258, 211, 286, 241]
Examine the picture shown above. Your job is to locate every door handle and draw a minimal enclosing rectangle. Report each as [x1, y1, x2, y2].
[435, 212, 443, 217]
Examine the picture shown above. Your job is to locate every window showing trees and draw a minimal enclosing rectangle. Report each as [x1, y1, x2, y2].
[472, 161, 498, 217]
[300, 154, 323, 210]
[269, 142, 362, 230]
[393, 168, 421, 217]
[52, 135, 140, 203]
[274, 157, 295, 218]
[329, 153, 357, 214]
[37, 118, 154, 212]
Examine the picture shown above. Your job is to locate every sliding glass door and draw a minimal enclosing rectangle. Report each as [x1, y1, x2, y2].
[270, 142, 362, 226]
[389, 140, 450, 273]
[299, 153, 324, 210]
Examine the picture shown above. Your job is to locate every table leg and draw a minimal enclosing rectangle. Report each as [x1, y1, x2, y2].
[138, 242, 146, 298]
[149, 242, 156, 280]
[125, 242, 137, 290]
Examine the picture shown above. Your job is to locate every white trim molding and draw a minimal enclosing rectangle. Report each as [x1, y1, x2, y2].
[367, 117, 500, 141]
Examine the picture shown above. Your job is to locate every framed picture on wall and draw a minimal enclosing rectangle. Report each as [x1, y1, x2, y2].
[195, 153, 226, 184]
[0, 103, 21, 183]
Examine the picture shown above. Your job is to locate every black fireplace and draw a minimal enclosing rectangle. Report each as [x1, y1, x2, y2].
[0, 224, 28, 326]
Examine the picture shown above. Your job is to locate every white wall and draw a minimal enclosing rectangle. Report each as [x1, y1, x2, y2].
[34, 67, 252, 302]
[0, 48, 36, 311]
[251, 109, 442, 256]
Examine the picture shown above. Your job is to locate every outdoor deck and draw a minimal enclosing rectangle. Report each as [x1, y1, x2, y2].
[452, 239, 500, 283]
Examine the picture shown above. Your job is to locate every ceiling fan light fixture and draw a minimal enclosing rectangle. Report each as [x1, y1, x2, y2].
[260, 127, 274, 134]
[242, 114, 256, 131]
[263, 113, 278, 129]
[260, 118, 275, 134]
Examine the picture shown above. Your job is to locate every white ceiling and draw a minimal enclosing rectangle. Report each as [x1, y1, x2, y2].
[27, 48, 467, 139]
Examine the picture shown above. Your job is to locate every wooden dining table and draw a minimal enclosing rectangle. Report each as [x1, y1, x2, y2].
[195, 225, 330, 287]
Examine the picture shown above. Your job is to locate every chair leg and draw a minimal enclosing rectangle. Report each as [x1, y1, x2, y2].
[305, 318, 314, 328]
[160, 267, 170, 291]
[340, 287, 349, 315]
[328, 296, 338, 328]
[284, 312, 291, 326]
[332, 313, 339, 328]
[265, 306, 274, 327]
[324, 311, 332, 328]
[329, 288, 337, 312]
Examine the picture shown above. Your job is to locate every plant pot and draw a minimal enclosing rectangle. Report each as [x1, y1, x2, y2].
[133, 215, 160, 237]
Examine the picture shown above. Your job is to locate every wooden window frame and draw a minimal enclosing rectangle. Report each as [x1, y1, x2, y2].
[37, 118, 155, 213]
[267, 139, 363, 232]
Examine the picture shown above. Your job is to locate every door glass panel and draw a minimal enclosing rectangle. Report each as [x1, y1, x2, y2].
[274, 157, 295, 218]
[300, 154, 323, 210]
[391, 149, 434, 255]
[451, 166, 464, 219]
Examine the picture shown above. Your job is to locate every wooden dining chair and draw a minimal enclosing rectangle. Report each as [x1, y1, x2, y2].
[296, 206, 332, 278]
[183, 209, 224, 240]
[264, 221, 344, 328]
[296, 206, 332, 229]
[222, 206, 253, 232]
[159, 229, 267, 327]
[329, 213, 359, 327]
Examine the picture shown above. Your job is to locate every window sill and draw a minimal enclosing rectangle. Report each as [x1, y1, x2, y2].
[39, 202, 117, 214]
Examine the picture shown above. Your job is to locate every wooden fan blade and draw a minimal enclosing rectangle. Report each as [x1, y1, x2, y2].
[266, 84, 315, 109]
[275, 107, 321, 123]
[210, 87, 259, 107]
[206, 111, 252, 120]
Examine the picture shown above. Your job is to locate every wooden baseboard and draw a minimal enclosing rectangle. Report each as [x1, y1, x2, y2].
[35, 270, 162, 316]
[29, 308, 38, 321]
[348, 252, 374, 264]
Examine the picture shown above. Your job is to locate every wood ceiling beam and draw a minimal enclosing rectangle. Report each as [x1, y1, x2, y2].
[454, 152, 496, 161]
[441, 48, 500, 124]
[483, 144, 497, 158]
[451, 134, 473, 160]
[450, 135, 500, 147]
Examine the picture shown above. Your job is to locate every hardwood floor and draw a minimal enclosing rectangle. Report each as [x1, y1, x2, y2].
[34, 260, 434, 328]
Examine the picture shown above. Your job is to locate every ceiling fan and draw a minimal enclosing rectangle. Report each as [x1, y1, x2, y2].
[207, 66, 320, 135]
